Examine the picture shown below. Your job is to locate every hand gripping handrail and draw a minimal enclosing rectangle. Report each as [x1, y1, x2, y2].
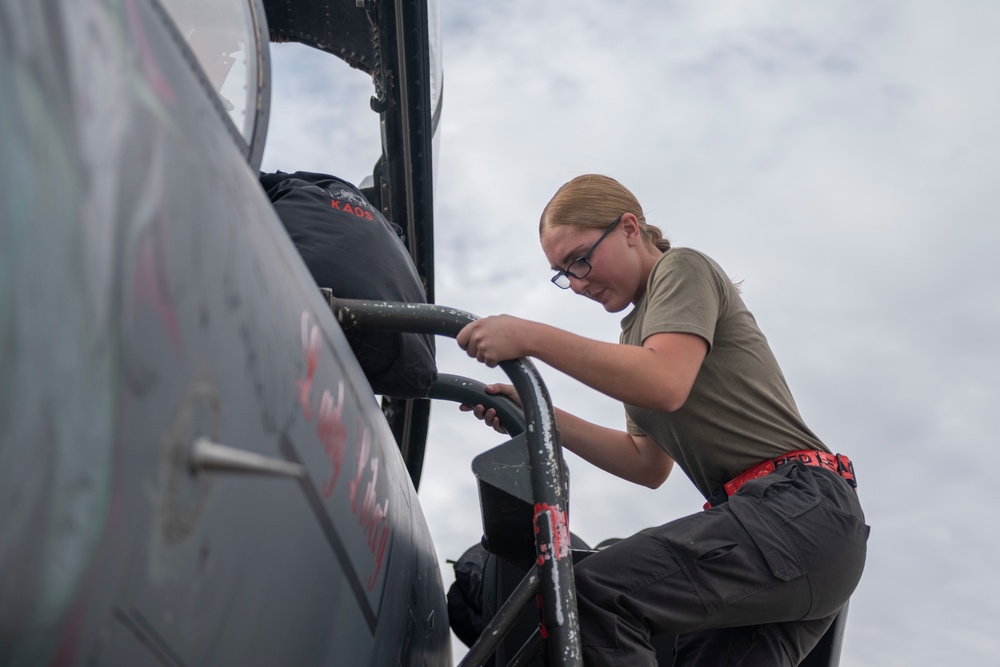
[329, 298, 582, 667]
[428, 373, 526, 437]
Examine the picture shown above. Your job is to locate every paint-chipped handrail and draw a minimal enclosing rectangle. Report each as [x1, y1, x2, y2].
[329, 298, 582, 667]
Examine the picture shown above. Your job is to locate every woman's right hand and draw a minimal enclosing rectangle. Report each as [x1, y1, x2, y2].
[458, 383, 520, 434]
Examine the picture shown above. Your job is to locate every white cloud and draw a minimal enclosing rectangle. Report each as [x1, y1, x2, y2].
[268, 0, 1000, 662]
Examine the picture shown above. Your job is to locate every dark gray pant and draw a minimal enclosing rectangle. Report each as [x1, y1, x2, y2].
[573, 463, 868, 666]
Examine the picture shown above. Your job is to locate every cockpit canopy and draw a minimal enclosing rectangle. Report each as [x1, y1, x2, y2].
[156, 0, 442, 182]
[158, 0, 270, 166]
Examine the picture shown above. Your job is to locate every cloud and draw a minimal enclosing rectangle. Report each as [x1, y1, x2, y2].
[266, 1, 1000, 662]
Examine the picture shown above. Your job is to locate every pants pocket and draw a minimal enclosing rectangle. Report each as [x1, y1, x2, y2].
[657, 508, 795, 614]
[728, 496, 804, 583]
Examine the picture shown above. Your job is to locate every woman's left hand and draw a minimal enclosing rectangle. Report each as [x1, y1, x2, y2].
[456, 315, 533, 367]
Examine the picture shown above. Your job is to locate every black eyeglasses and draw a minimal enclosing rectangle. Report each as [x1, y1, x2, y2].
[550, 214, 624, 289]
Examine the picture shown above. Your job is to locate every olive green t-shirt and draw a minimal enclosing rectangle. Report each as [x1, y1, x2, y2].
[620, 248, 828, 499]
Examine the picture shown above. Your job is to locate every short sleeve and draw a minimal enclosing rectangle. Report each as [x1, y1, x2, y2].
[625, 410, 646, 437]
[640, 249, 724, 351]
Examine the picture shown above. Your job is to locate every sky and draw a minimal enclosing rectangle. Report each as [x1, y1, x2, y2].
[260, 1, 1000, 664]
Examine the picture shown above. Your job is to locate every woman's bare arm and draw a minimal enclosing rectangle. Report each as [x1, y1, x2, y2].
[463, 383, 674, 488]
[457, 316, 708, 413]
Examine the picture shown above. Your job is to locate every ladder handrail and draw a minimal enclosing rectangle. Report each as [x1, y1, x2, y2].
[329, 298, 582, 667]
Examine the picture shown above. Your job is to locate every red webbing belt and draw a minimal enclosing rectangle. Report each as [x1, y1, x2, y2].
[704, 450, 857, 510]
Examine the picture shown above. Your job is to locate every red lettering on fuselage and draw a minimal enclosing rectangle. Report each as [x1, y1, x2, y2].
[318, 383, 348, 498]
[348, 424, 390, 590]
[367, 504, 390, 591]
[295, 309, 391, 592]
[349, 423, 370, 512]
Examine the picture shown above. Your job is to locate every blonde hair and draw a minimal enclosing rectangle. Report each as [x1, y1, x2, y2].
[539, 174, 671, 252]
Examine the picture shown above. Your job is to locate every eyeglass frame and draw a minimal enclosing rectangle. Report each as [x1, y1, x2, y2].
[550, 214, 625, 289]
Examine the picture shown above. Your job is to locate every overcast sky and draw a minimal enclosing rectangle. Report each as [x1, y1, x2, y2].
[261, 1, 1000, 664]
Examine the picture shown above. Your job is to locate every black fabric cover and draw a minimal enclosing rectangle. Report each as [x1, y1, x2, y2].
[447, 534, 593, 648]
[261, 170, 436, 398]
[447, 543, 491, 648]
